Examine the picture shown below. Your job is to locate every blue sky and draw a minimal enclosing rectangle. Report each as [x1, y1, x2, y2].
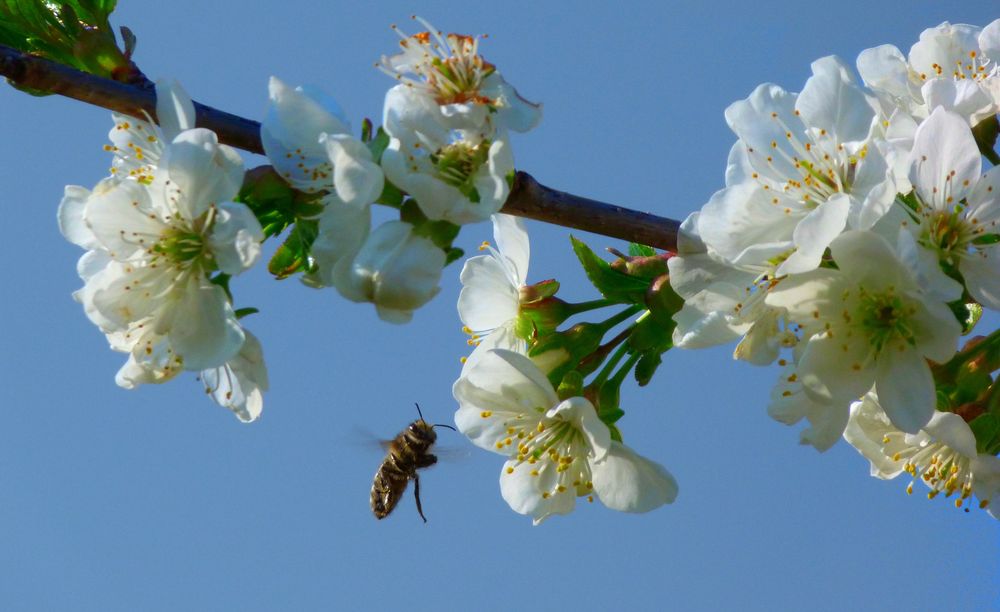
[1, 1, 997, 610]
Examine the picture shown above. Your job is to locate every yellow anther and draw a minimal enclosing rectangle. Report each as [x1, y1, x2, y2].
[480, 410, 492, 418]
[506, 466, 514, 474]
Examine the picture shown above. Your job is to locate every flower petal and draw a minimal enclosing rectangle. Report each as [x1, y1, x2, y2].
[591, 441, 678, 512]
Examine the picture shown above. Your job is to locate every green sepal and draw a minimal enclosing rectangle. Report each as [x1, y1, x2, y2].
[952, 301, 983, 336]
[570, 236, 649, 304]
[606, 422, 623, 444]
[532, 322, 605, 386]
[234, 307, 259, 319]
[628, 278, 679, 385]
[969, 413, 1000, 455]
[596, 382, 625, 425]
[972, 114, 1000, 166]
[402, 199, 462, 255]
[237, 165, 299, 239]
[556, 370, 584, 401]
[361, 118, 373, 143]
[209, 273, 232, 301]
[366, 126, 391, 163]
[377, 179, 406, 208]
[972, 233, 1000, 246]
[268, 218, 318, 279]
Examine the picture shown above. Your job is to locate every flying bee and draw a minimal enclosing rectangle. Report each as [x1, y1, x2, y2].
[371, 404, 455, 523]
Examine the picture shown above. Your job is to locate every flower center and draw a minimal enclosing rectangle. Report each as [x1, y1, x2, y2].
[381, 18, 496, 106]
[744, 111, 864, 211]
[153, 227, 207, 268]
[856, 287, 917, 353]
[431, 140, 490, 202]
[919, 209, 978, 263]
[919, 50, 992, 82]
[881, 431, 986, 511]
[486, 410, 595, 498]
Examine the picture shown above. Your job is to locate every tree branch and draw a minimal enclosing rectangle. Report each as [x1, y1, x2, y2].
[0, 43, 679, 250]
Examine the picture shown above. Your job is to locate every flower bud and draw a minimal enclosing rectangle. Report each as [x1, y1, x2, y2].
[342, 220, 446, 323]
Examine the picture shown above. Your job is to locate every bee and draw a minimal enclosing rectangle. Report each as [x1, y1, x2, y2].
[371, 404, 455, 522]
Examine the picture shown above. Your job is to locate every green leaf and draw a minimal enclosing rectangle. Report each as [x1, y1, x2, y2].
[268, 219, 318, 279]
[969, 413, 1000, 455]
[445, 247, 465, 266]
[570, 236, 649, 304]
[634, 351, 662, 387]
[234, 307, 259, 319]
[628, 243, 655, 257]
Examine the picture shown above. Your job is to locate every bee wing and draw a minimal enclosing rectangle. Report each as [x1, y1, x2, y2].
[430, 445, 472, 462]
[347, 426, 394, 454]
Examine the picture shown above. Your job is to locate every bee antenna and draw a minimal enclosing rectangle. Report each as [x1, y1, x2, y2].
[414, 402, 425, 422]
[432, 423, 457, 431]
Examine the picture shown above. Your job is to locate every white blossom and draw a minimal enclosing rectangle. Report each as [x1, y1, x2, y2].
[377, 16, 541, 142]
[901, 106, 1000, 311]
[699, 56, 897, 275]
[200, 330, 269, 423]
[858, 20, 1000, 127]
[335, 220, 446, 324]
[844, 393, 1000, 518]
[765, 230, 961, 434]
[454, 349, 677, 524]
[458, 214, 530, 369]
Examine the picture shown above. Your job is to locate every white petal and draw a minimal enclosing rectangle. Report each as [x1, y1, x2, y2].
[922, 411, 978, 458]
[83, 179, 164, 259]
[777, 193, 850, 275]
[57, 184, 99, 250]
[961, 248, 1000, 311]
[874, 347, 934, 434]
[200, 329, 268, 423]
[491, 213, 530, 286]
[164, 129, 245, 220]
[163, 279, 245, 370]
[909, 107, 981, 210]
[500, 458, 574, 525]
[842, 394, 908, 479]
[857, 45, 911, 101]
[154, 78, 196, 141]
[797, 56, 874, 144]
[591, 441, 678, 512]
[208, 202, 264, 275]
[457, 255, 520, 332]
[321, 133, 384, 208]
[797, 333, 875, 403]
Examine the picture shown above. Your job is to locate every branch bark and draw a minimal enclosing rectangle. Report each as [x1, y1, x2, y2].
[0, 44, 679, 250]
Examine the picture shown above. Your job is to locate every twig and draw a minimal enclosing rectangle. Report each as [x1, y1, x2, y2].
[0, 44, 680, 250]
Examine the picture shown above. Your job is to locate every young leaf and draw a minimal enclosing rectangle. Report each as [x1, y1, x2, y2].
[570, 236, 649, 304]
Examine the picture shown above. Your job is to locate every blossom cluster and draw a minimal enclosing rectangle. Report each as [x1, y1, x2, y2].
[669, 20, 1000, 517]
[262, 17, 541, 323]
[453, 215, 678, 524]
[59, 81, 268, 422]
[59, 18, 543, 422]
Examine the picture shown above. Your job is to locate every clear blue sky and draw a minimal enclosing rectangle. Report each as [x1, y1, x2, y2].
[1, 1, 997, 610]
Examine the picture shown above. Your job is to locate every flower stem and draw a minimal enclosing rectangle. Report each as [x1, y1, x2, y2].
[565, 298, 616, 315]
[592, 342, 631, 388]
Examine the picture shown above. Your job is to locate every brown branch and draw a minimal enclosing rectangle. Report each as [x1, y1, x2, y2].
[0, 43, 679, 250]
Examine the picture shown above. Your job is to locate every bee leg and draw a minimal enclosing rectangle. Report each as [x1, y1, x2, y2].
[413, 473, 428, 523]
